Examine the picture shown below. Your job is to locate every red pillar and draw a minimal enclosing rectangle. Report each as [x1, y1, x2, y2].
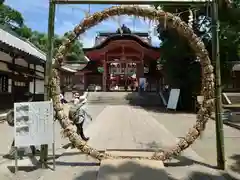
[137, 62, 144, 80]
[83, 73, 87, 90]
[102, 55, 107, 91]
[136, 52, 144, 83]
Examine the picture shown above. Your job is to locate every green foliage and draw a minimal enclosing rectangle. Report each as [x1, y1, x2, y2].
[0, 2, 86, 64]
[153, 3, 240, 109]
[15, 25, 32, 39]
[0, 2, 24, 28]
[156, 2, 240, 86]
[63, 32, 86, 64]
[97, 67, 104, 73]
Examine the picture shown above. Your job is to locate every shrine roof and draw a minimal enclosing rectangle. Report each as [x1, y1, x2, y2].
[83, 34, 159, 52]
[98, 32, 149, 37]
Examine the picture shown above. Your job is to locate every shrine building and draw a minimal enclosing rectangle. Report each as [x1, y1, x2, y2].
[76, 26, 163, 92]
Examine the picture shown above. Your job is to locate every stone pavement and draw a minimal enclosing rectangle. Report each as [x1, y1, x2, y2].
[0, 103, 106, 180]
[97, 158, 167, 180]
[85, 105, 228, 180]
[0, 102, 238, 180]
[149, 109, 240, 180]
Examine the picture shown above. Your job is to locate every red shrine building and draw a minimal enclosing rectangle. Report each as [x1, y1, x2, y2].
[76, 27, 163, 92]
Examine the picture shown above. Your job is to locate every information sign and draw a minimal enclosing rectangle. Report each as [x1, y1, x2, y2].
[14, 101, 54, 147]
[167, 89, 180, 110]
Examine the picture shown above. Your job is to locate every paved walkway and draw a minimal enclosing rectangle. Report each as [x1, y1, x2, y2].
[149, 110, 240, 180]
[0, 102, 239, 179]
[85, 105, 227, 180]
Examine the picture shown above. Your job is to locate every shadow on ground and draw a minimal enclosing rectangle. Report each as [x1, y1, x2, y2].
[124, 92, 194, 114]
[223, 121, 240, 131]
[3, 149, 238, 180]
[72, 160, 236, 180]
[230, 154, 240, 175]
[2, 153, 63, 173]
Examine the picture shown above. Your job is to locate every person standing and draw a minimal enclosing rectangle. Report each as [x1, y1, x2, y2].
[134, 80, 138, 92]
[60, 91, 67, 104]
[73, 92, 80, 105]
[69, 95, 92, 141]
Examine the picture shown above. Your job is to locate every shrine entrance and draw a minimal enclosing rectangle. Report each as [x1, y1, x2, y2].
[108, 61, 137, 91]
[84, 37, 161, 92]
[50, 5, 215, 165]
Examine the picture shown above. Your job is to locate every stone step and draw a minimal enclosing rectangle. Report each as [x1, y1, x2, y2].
[105, 150, 158, 158]
[0, 113, 7, 121]
[87, 92, 164, 106]
[224, 92, 240, 105]
[97, 158, 168, 180]
[96, 150, 168, 180]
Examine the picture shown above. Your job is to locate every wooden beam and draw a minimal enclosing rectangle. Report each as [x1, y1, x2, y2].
[34, 64, 36, 98]
[27, 62, 30, 94]
[11, 56, 16, 102]
[53, 0, 210, 5]
[84, 39, 161, 61]
[107, 53, 141, 57]
[102, 40, 144, 53]
[106, 60, 142, 64]
[0, 46, 45, 66]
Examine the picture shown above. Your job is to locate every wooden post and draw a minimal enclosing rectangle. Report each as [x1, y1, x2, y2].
[211, 0, 225, 170]
[27, 62, 30, 97]
[34, 64, 36, 99]
[102, 54, 107, 91]
[11, 56, 16, 102]
[41, 0, 56, 169]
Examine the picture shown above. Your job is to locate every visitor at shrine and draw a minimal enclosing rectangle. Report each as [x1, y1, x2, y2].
[139, 79, 145, 93]
[60, 91, 67, 104]
[69, 95, 92, 142]
[114, 84, 119, 91]
[144, 81, 148, 91]
[130, 82, 134, 92]
[134, 80, 138, 92]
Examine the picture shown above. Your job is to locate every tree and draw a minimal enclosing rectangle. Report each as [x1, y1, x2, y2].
[0, 3, 86, 65]
[0, 3, 24, 29]
[153, 2, 240, 110]
[63, 31, 86, 64]
[28, 31, 86, 64]
[15, 25, 32, 39]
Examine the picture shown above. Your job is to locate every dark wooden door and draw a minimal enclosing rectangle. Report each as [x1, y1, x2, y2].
[14, 81, 29, 102]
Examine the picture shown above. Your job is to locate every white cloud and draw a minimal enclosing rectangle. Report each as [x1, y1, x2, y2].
[6, 0, 48, 14]
[55, 21, 76, 35]
[80, 35, 95, 48]
[151, 36, 161, 47]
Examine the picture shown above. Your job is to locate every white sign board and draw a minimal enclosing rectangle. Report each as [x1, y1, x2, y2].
[167, 89, 180, 110]
[14, 101, 54, 147]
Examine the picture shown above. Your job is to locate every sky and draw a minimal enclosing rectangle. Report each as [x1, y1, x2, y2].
[5, 0, 161, 48]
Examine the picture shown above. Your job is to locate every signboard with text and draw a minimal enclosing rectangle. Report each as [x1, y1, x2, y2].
[167, 89, 180, 110]
[14, 101, 54, 147]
